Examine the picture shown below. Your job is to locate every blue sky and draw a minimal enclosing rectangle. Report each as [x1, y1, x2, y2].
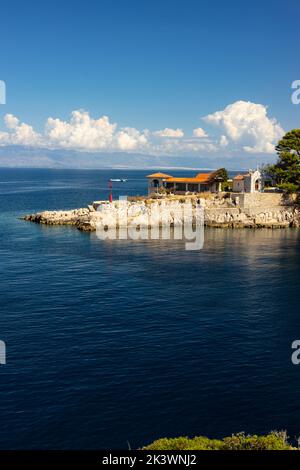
[0, 0, 299, 163]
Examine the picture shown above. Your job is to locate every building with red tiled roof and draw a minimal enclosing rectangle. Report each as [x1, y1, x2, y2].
[232, 170, 263, 193]
[147, 169, 223, 195]
[146, 172, 173, 179]
[147, 168, 263, 195]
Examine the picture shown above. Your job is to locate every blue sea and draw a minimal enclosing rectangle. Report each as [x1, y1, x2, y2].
[0, 168, 300, 449]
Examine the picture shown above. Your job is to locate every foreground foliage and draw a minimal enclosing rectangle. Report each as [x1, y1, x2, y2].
[266, 129, 300, 193]
[143, 432, 295, 450]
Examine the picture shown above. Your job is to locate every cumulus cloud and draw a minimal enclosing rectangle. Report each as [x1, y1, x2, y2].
[203, 100, 284, 153]
[193, 127, 208, 138]
[154, 128, 184, 138]
[45, 111, 117, 150]
[0, 102, 284, 156]
[219, 135, 229, 147]
[0, 110, 149, 152]
[5, 114, 20, 129]
[117, 127, 148, 151]
[0, 113, 42, 146]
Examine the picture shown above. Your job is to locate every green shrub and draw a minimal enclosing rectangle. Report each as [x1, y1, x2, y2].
[143, 431, 295, 451]
[222, 432, 291, 450]
[278, 182, 298, 194]
[221, 181, 233, 191]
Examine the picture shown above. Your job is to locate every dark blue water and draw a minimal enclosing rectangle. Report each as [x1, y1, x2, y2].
[0, 168, 300, 449]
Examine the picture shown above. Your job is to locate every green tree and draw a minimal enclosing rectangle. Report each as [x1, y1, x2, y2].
[215, 167, 228, 182]
[267, 129, 300, 193]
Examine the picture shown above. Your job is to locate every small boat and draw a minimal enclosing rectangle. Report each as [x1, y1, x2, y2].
[110, 178, 127, 182]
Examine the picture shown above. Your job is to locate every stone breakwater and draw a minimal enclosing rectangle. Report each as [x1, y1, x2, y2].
[22, 193, 300, 230]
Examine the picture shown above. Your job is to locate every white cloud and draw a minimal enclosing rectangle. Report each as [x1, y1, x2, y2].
[45, 110, 117, 150]
[4, 114, 20, 129]
[0, 113, 42, 146]
[117, 127, 148, 151]
[204, 100, 284, 153]
[193, 127, 208, 138]
[154, 128, 184, 138]
[46, 112, 150, 152]
[0, 102, 284, 156]
[0, 110, 150, 153]
[219, 135, 229, 147]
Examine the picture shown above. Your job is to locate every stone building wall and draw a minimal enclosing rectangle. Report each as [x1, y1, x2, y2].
[230, 192, 297, 209]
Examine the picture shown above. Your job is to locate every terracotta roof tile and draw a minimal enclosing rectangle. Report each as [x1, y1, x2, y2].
[233, 174, 245, 180]
[166, 174, 211, 183]
[146, 172, 173, 178]
[147, 169, 222, 184]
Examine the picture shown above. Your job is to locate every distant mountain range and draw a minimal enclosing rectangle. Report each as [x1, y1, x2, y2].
[0, 145, 276, 171]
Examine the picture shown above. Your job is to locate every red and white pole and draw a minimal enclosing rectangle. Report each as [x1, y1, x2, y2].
[108, 180, 113, 202]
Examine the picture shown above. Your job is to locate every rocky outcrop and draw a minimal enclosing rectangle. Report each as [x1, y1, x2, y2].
[204, 207, 298, 228]
[23, 208, 90, 226]
[22, 195, 300, 231]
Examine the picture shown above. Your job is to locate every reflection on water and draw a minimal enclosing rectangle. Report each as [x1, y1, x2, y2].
[0, 168, 300, 449]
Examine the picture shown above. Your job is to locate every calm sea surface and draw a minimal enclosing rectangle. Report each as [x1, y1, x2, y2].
[0, 168, 300, 449]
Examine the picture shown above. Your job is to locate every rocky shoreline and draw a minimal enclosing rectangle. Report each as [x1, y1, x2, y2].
[22, 194, 300, 231]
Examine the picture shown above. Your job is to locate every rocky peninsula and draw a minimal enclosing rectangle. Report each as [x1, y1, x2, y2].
[22, 192, 300, 231]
